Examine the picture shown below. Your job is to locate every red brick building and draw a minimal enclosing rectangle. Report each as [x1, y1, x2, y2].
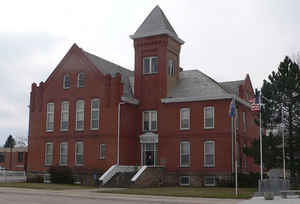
[28, 6, 259, 186]
[0, 147, 27, 171]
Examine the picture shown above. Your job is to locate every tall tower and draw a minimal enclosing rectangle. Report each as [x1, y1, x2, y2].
[130, 6, 184, 108]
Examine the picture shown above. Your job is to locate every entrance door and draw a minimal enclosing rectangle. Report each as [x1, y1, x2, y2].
[141, 143, 157, 166]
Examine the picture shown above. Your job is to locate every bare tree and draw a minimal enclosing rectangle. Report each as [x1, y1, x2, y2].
[15, 136, 28, 147]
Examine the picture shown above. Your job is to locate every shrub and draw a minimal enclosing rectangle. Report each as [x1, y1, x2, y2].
[48, 166, 73, 184]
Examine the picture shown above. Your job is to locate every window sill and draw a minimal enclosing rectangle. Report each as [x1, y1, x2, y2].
[143, 72, 158, 75]
[99, 158, 105, 160]
[60, 129, 68, 132]
[204, 166, 215, 168]
[90, 128, 99, 131]
[45, 130, 54, 133]
[75, 129, 84, 132]
[75, 164, 84, 166]
[59, 164, 68, 166]
[180, 166, 190, 168]
[179, 183, 191, 186]
[44, 164, 52, 166]
[204, 127, 214, 130]
[180, 128, 190, 131]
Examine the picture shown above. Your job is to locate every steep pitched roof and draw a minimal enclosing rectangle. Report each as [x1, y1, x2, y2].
[130, 5, 184, 44]
[219, 80, 244, 96]
[83, 51, 136, 103]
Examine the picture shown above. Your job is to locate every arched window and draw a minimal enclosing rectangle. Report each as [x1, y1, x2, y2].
[63, 74, 70, 89]
[204, 141, 215, 167]
[76, 100, 84, 130]
[77, 72, 84, 88]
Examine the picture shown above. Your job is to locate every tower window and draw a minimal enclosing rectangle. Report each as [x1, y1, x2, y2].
[143, 56, 158, 74]
[168, 59, 175, 77]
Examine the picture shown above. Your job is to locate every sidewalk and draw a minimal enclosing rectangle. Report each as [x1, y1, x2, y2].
[0, 187, 242, 204]
[240, 196, 299, 204]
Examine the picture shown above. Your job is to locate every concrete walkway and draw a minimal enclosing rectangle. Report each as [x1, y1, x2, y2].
[240, 196, 299, 204]
[0, 187, 243, 204]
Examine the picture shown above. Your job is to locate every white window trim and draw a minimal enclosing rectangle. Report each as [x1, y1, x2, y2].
[76, 100, 84, 131]
[204, 140, 215, 168]
[180, 141, 190, 167]
[180, 108, 190, 130]
[59, 142, 68, 166]
[77, 72, 84, 88]
[44, 142, 53, 166]
[60, 101, 69, 131]
[90, 99, 100, 130]
[204, 106, 214, 129]
[204, 176, 216, 187]
[142, 110, 157, 131]
[179, 176, 190, 186]
[99, 144, 106, 160]
[46, 102, 54, 132]
[168, 59, 175, 77]
[63, 74, 70, 89]
[75, 141, 84, 166]
[143, 56, 158, 74]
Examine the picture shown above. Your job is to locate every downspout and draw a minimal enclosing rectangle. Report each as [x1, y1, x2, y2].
[117, 102, 125, 165]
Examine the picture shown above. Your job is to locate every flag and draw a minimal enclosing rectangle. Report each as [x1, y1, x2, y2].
[229, 98, 236, 118]
[249, 94, 260, 112]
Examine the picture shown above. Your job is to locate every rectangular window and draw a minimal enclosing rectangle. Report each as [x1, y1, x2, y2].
[46, 103, 54, 132]
[63, 74, 70, 89]
[179, 176, 190, 186]
[45, 142, 53, 166]
[75, 142, 84, 165]
[77, 72, 84, 88]
[180, 108, 190, 130]
[99, 144, 106, 159]
[0, 152, 5, 163]
[143, 56, 158, 74]
[180, 141, 190, 167]
[168, 59, 175, 77]
[61, 101, 69, 131]
[59, 142, 68, 166]
[17, 152, 24, 162]
[76, 100, 84, 130]
[143, 111, 157, 131]
[236, 109, 239, 130]
[91, 99, 100, 130]
[204, 106, 214, 129]
[242, 112, 246, 132]
[204, 141, 215, 168]
[204, 176, 216, 186]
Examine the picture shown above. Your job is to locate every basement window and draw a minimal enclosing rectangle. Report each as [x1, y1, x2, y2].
[204, 176, 216, 187]
[179, 176, 190, 186]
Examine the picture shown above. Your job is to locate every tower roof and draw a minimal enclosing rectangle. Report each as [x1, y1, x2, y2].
[130, 5, 184, 44]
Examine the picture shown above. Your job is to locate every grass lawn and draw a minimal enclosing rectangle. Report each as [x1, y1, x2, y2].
[0, 182, 94, 190]
[100, 187, 256, 199]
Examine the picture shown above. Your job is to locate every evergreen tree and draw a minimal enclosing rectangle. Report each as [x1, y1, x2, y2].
[4, 134, 16, 148]
[245, 56, 300, 182]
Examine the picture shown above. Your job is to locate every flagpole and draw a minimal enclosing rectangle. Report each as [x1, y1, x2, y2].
[232, 117, 234, 173]
[234, 98, 238, 196]
[259, 92, 263, 181]
[282, 108, 286, 180]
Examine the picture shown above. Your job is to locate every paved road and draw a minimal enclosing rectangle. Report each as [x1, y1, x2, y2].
[0, 188, 242, 204]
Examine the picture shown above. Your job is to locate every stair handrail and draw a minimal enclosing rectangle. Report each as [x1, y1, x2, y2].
[131, 165, 147, 182]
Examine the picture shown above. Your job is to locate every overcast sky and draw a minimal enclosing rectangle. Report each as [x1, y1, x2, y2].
[0, 0, 299, 145]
